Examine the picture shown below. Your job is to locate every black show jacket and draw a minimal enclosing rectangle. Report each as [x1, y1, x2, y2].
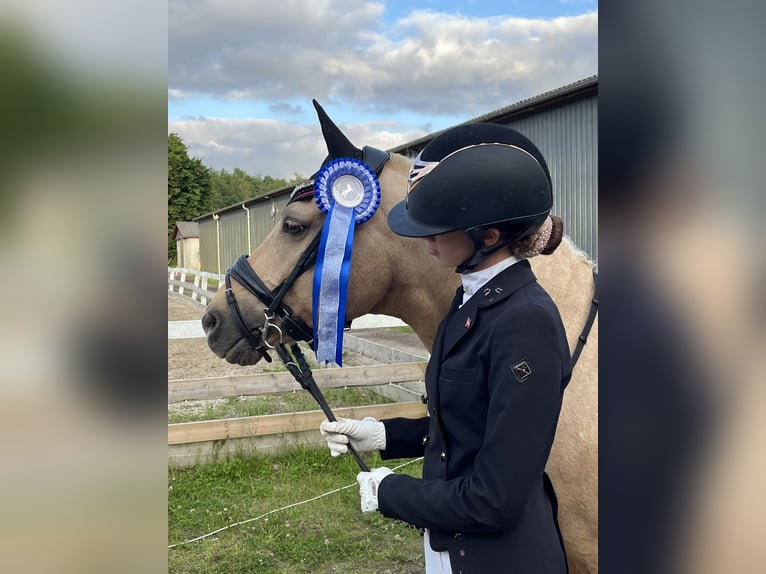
[379, 260, 571, 574]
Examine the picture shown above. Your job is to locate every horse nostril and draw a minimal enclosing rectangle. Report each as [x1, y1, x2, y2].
[201, 311, 218, 335]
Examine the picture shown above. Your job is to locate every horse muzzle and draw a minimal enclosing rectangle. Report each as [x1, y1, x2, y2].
[201, 307, 278, 365]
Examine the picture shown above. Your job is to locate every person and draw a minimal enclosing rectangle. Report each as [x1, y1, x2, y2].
[320, 123, 571, 574]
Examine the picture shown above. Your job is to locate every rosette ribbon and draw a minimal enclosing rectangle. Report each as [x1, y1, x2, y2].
[312, 158, 381, 366]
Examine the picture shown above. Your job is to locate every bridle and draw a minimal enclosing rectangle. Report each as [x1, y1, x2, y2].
[224, 230, 320, 363]
[223, 146, 389, 364]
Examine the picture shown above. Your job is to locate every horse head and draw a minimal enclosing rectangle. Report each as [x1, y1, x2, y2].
[201, 101, 443, 365]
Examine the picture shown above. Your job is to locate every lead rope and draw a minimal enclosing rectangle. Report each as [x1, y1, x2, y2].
[275, 342, 370, 472]
[274, 342, 423, 535]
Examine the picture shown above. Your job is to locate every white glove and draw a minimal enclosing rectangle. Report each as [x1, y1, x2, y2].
[319, 417, 386, 457]
[357, 467, 394, 513]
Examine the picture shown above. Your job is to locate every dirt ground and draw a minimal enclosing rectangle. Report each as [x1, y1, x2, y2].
[168, 295, 281, 380]
[168, 295, 428, 381]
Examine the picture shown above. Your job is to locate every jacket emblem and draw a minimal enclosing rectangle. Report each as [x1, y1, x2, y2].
[511, 359, 533, 382]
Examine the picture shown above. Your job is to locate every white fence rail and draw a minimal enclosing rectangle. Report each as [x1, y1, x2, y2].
[168, 266, 407, 329]
[168, 267, 224, 306]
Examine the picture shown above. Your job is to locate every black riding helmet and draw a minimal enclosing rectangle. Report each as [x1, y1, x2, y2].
[387, 123, 553, 272]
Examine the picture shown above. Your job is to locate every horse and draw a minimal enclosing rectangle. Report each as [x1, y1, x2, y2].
[201, 105, 598, 573]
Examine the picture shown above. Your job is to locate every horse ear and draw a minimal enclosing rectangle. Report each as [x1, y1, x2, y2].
[312, 99, 362, 161]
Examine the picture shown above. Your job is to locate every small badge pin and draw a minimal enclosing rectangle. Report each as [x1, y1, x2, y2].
[465, 317, 472, 329]
[511, 359, 533, 382]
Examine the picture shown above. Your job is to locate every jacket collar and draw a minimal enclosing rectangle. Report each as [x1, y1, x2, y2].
[460, 255, 519, 305]
[475, 258, 536, 308]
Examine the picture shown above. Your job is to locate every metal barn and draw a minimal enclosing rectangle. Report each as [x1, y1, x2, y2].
[195, 75, 597, 273]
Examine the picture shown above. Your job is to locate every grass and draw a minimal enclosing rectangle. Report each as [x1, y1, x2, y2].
[386, 326, 414, 334]
[168, 447, 425, 573]
[168, 387, 393, 424]
[168, 354, 424, 571]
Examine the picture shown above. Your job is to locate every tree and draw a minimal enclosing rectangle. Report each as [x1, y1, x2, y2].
[208, 169, 305, 211]
[167, 133, 212, 262]
[209, 167, 256, 209]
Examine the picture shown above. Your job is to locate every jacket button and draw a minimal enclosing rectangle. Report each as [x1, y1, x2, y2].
[454, 533, 462, 538]
[440, 451, 446, 461]
[422, 436, 429, 447]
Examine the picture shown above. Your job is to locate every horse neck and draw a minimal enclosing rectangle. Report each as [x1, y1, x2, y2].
[363, 154, 460, 352]
[370, 236, 459, 353]
[369, 231, 595, 355]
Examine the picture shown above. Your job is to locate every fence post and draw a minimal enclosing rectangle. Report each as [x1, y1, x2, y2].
[193, 274, 201, 303]
[201, 276, 209, 305]
[168, 268, 225, 305]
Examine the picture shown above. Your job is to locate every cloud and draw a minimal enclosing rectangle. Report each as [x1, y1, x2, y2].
[168, 1, 597, 176]
[169, 1, 597, 116]
[169, 0, 385, 101]
[363, 10, 597, 115]
[168, 116, 427, 179]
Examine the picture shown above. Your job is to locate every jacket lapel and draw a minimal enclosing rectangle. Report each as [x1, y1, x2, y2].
[441, 295, 480, 357]
[429, 286, 464, 407]
[441, 260, 538, 357]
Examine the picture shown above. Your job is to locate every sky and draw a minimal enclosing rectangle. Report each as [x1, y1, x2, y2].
[168, 0, 598, 180]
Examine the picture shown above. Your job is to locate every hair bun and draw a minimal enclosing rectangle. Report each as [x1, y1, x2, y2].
[541, 215, 563, 255]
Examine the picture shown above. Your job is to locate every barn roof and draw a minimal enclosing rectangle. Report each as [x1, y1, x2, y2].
[194, 75, 598, 222]
[173, 221, 199, 240]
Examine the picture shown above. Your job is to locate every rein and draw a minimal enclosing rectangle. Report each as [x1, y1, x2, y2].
[274, 343, 370, 471]
[571, 268, 598, 368]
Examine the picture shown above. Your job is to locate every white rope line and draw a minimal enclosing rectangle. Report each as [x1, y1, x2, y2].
[168, 457, 424, 549]
[388, 382, 424, 397]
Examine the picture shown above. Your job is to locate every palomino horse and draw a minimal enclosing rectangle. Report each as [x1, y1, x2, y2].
[202, 106, 598, 573]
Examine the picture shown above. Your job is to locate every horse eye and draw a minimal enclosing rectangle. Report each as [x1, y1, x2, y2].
[283, 219, 305, 235]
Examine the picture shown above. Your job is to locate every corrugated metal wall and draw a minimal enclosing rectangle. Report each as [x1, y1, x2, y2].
[199, 194, 291, 274]
[197, 81, 597, 273]
[250, 195, 291, 248]
[498, 94, 598, 261]
[198, 218, 219, 273]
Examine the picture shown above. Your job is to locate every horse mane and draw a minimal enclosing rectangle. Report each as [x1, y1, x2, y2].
[559, 235, 596, 268]
[386, 152, 414, 177]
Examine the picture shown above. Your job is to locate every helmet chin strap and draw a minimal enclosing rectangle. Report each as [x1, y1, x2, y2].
[455, 229, 510, 274]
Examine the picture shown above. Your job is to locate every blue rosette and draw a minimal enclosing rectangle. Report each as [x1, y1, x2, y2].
[311, 158, 381, 366]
